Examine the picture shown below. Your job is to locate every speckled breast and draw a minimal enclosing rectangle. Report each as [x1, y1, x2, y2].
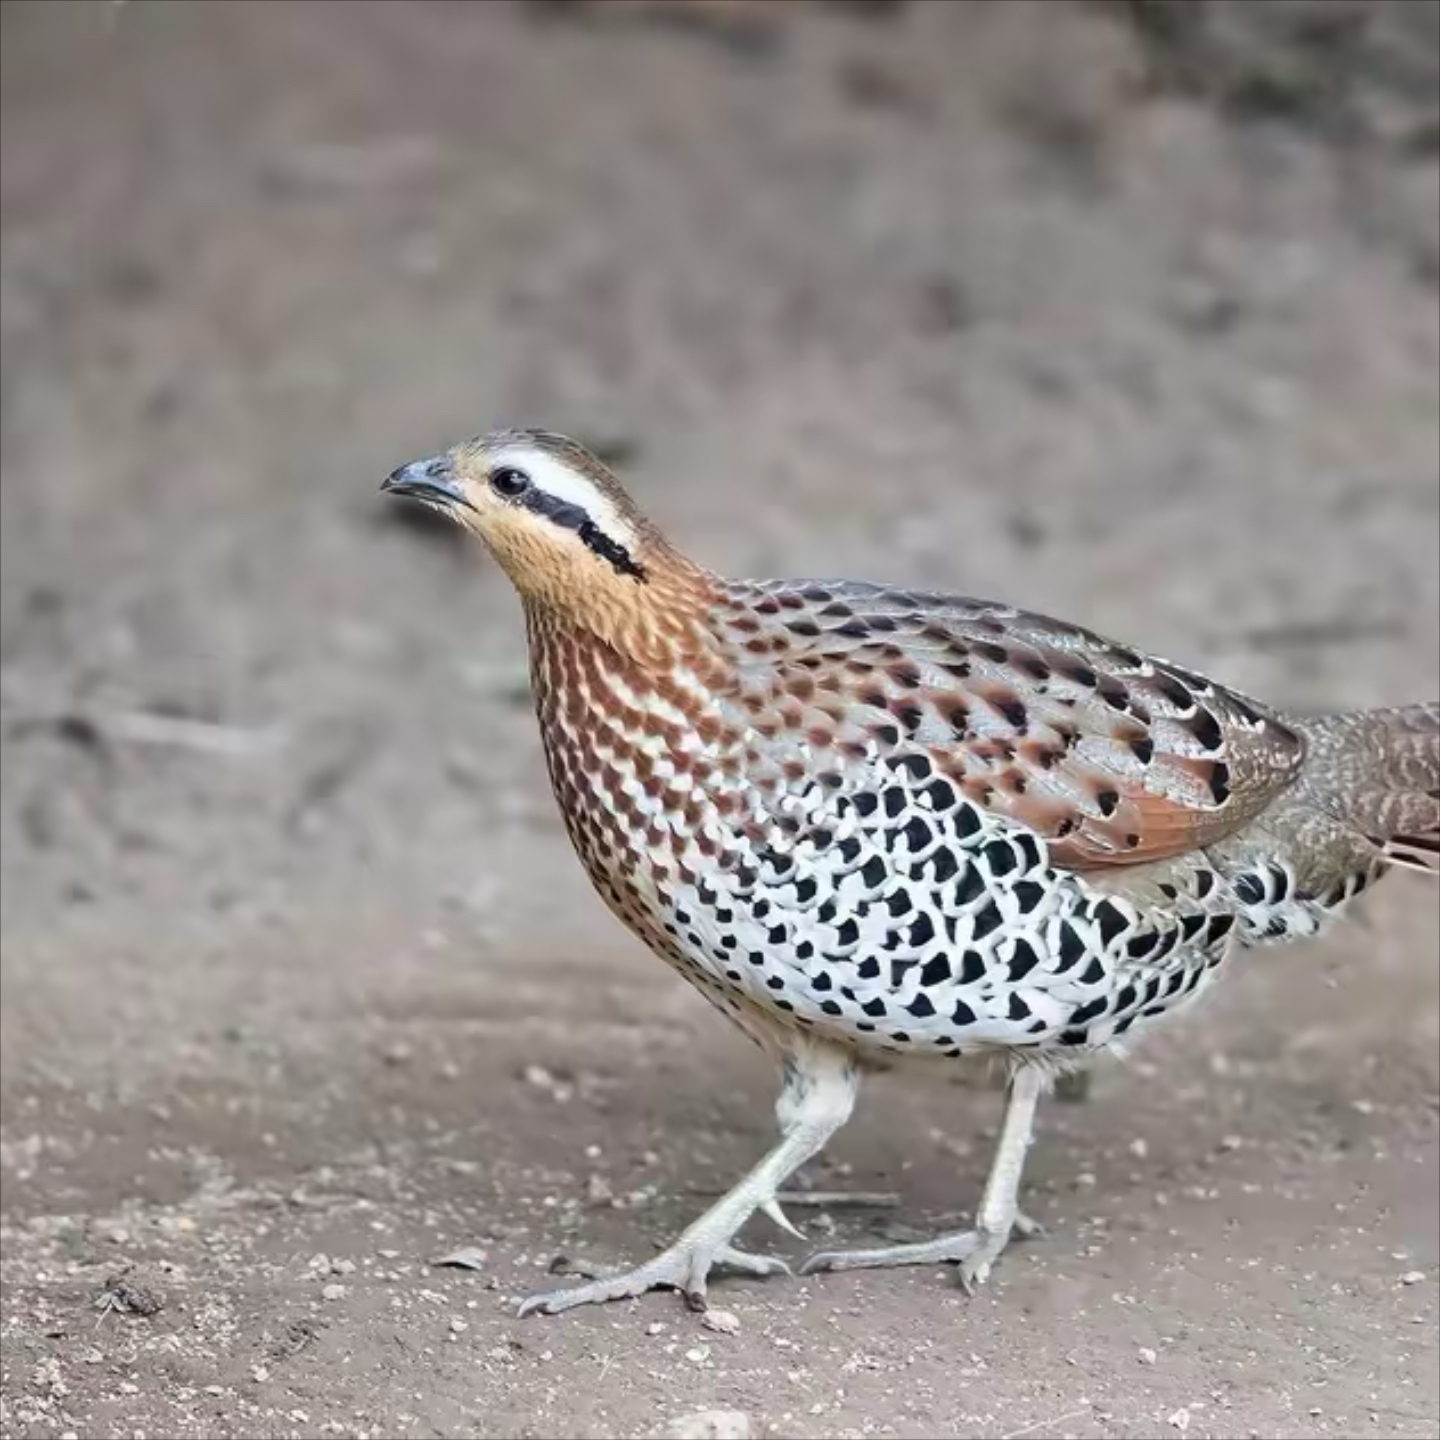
[523, 609, 1261, 1062]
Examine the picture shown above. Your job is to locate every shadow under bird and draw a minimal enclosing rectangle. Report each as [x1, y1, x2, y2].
[382, 430, 1440, 1316]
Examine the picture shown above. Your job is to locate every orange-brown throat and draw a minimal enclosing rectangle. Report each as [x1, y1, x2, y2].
[519, 537, 724, 673]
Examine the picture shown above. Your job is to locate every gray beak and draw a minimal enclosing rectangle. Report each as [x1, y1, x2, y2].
[381, 454, 470, 510]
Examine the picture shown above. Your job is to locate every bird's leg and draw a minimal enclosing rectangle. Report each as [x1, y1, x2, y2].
[519, 1040, 859, 1315]
[801, 1063, 1044, 1291]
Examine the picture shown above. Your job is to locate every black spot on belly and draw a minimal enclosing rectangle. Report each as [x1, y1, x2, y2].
[972, 901, 1003, 939]
[821, 999, 843, 1016]
[908, 913, 935, 946]
[837, 837, 861, 863]
[884, 788, 907, 819]
[1059, 1029, 1089, 1046]
[1007, 993, 1031, 1021]
[768, 924, 787, 944]
[923, 779, 957, 811]
[1207, 913, 1236, 944]
[954, 863, 985, 904]
[897, 754, 932, 781]
[903, 816, 933, 853]
[810, 969, 831, 990]
[1179, 913, 1207, 942]
[931, 848, 960, 883]
[907, 993, 936, 1018]
[766, 976, 785, 990]
[1013, 879, 1045, 913]
[920, 954, 952, 985]
[854, 792, 879, 818]
[1093, 899, 1129, 947]
[1164, 970, 1185, 995]
[794, 877, 817, 904]
[1234, 873, 1265, 906]
[885, 889, 913, 917]
[1007, 938, 1040, 980]
[1126, 931, 1159, 960]
[1056, 921, 1085, 970]
[1070, 996, 1108, 1024]
[836, 917, 860, 946]
[951, 999, 978, 1026]
[857, 957, 881, 979]
[958, 949, 986, 984]
[860, 856, 887, 888]
[1079, 957, 1106, 985]
[954, 804, 981, 839]
[983, 840, 1017, 876]
[862, 997, 888, 1018]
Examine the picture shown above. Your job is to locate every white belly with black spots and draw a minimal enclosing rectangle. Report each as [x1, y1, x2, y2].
[634, 752, 1245, 1060]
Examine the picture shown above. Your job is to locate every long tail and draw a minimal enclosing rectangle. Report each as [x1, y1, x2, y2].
[1294, 702, 1440, 874]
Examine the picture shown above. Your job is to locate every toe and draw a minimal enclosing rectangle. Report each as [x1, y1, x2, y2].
[717, 1245, 791, 1278]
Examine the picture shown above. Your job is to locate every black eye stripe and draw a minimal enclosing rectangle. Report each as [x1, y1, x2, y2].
[517, 485, 647, 582]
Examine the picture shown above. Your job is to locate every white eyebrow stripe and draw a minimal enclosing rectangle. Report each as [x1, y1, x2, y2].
[492, 445, 638, 551]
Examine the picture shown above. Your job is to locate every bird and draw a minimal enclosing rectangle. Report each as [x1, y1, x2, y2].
[382, 429, 1440, 1316]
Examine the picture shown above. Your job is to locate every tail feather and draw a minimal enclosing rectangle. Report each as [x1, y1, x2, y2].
[1295, 702, 1440, 875]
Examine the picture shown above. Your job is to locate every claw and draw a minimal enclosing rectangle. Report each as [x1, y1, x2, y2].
[760, 1196, 805, 1239]
[518, 1241, 789, 1316]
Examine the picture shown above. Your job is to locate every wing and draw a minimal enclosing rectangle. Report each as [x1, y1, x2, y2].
[718, 579, 1305, 871]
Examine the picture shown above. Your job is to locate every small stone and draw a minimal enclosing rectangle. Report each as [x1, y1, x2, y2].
[684, 1344, 711, 1365]
[330, 1259, 356, 1276]
[1138, 1347, 1157, 1366]
[118, 1382, 140, 1396]
[1219, 1135, 1243, 1151]
[321, 1283, 346, 1301]
[1168, 1408, 1191, 1432]
[1074, 1171, 1097, 1189]
[431, 1246, 489, 1271]
[663, 1410, 752, 1440]
[449, 1317, 468, 1334]
[1400, 1270, 1426, 1285]
[701, 1308, 741, 1336]
[1128, 1138, 1149, 1159]
[646, 1321, 667, 1337]
[250, 1365, 269, 1383]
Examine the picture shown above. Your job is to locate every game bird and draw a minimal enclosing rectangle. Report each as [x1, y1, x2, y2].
[383, 430, 1439, 1315]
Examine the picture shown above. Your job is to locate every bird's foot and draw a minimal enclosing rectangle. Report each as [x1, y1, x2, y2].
[518, 1241, 789, 1317]
[801, 1211, 1038, 1292]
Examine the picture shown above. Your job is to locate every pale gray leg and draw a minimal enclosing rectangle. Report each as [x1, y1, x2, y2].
[519, 1039, 859, 1315]
[801, 1063, 1044, 1291]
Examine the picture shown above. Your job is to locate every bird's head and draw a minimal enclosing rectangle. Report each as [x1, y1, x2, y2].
[382, 429, 710, 649]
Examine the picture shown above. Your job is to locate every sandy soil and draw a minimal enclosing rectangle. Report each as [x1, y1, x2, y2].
[2, 2, 1437, 1437]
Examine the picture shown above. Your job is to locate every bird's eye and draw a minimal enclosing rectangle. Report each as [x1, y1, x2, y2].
[490, 466, 531, 499]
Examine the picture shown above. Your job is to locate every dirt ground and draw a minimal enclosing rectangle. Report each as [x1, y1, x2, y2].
[2, 2, 1438, 1437]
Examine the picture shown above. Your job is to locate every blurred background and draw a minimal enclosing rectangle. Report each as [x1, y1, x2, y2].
[2, 3, 1437, 1438]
